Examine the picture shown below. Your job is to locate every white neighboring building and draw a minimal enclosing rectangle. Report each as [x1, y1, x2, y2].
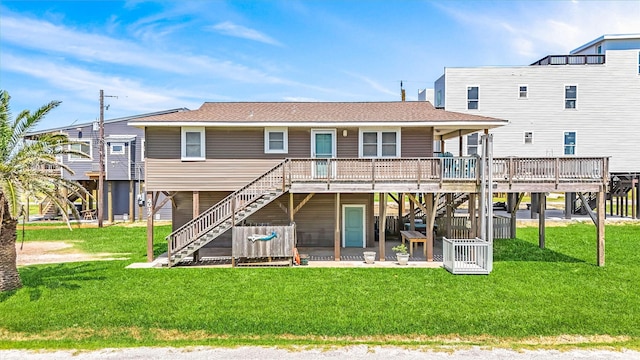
[434, 34, 640, 174]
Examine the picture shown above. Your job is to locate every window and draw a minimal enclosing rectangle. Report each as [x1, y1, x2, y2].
[467, 133, 479, 155]
[564, 131, 576, 155]
[524, 131, 533, 144]
[519, 85, 528, 99]
[359, 130, 400, 157]
[264, 128, 288, 154]
[435, 90, 443, 108]
[565, 85, 577, 109]
[68, 139, 92, 161]
[597, 45, 602, 54]
[181, 127, 205, 160]
[433, 140, 442, 155]
[467, 86, 478, 109]
[110, 142, 125, 155]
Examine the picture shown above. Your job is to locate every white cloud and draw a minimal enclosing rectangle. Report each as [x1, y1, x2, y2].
[0, 10, 289, 84]
[434, 1, 640, 62]
[282, 96, 321, 102]
[209, 21, 282, 46]
[343, 71, 397, 97]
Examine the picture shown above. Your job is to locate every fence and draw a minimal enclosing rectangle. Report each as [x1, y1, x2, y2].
[232, 224, 296, 260]
[435, 215, 512, 240]
[442, 237, 492, 274]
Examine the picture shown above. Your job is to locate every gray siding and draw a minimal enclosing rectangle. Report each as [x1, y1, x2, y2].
[401, 127, 433, 157]
[172, 192, 374, 248]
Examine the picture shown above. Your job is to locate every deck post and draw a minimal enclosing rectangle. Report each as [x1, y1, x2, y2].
[334, 193, 340, 261]
[192, 191, 200, 262]
[128, 180, 134, 223]
[138, 179, 143, 221]
[289, 192, 294, 223]
[409, 198, 415, 230]
[539, 192, 546, 249]
[564, 192, 573, 219]
[597, 189, 605, 266]
[379, 192, 386, 261]
[445, 193, 453, 238]
[398, 193, 404, 234]
[510, 193, 523, 239]
[107, 181, 113, 223]
[425, 193, 434, 261]
[469, 193, 477, 238]
[146, 191, 154, 262]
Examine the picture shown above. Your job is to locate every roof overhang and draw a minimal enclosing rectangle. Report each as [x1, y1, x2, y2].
[128, 121, 507, 129]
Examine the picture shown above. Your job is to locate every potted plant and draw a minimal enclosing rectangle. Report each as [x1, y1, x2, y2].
[363, 251, 376, 264]
[392, 243, 410, 265]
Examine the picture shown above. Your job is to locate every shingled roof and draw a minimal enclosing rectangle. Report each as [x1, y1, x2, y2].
[128, 101, 506, 126]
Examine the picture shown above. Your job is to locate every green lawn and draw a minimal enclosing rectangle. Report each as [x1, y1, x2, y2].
[1, 223, 639, 349]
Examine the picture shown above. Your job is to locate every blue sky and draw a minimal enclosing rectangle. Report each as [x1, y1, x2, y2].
[1, 0, 639, 130]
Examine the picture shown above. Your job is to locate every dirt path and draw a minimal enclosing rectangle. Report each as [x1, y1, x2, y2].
[15, 241, 126, 266]
[1, 346, 639, 359]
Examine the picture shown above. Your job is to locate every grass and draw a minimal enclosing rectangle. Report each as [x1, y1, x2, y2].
[1, 223, 639, 350]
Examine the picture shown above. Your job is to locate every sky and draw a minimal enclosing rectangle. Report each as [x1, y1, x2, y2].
[1, 0, 640, 130]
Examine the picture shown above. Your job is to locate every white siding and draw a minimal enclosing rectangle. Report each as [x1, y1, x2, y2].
[439, 49, 640, 172]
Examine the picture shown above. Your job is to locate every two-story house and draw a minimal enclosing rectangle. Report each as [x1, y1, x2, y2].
[433, 33, 640, 219]
[26, 109, 183, 222]
[130, 101, 608, 270]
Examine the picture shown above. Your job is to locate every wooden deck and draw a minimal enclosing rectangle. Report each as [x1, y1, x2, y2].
[285, 157, 608, 193]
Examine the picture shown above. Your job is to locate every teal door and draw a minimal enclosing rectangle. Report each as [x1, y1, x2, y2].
[313, 131, 334, 178]
[344, 206, 365, 247]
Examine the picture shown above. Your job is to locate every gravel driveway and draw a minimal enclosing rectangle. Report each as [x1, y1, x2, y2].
[2, 346, 639, 359]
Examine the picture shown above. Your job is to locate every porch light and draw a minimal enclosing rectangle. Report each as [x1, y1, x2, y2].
[342, 129, 348, 137]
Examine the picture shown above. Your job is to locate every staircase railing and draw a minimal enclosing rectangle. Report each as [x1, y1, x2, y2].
[167, 159, 289, 257]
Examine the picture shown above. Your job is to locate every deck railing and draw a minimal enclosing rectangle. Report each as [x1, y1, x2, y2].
[287, 157, 606, 186]
[530, 54, 605, 66]
[442, 237, 492, 274]
[167, 159, 289, 258]
[492, 157, 607, 184]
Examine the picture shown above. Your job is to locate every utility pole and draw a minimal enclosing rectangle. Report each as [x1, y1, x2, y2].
[97, 90, 118, 228]
[98, 90, 105, 227]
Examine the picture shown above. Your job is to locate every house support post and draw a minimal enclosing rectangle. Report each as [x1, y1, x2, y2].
[146, 191, 154, 262]
[565, 192, 573, 219]
[397, 193, 404, 234]
[409, 198, 415, 230]
[445, 193, 453, 238]
[107, 181, 113, 223]
[538, 193, 546, 249]
[425, 193, 434, 261]
[510, 193, 523, 239]
[634, 177, 639, 219]
[192, 191, 200, 262]
[530, 193, 538, 219]
[597, 189, 605, 266]
[379, 192, 386, 261]
[334, 193, 340, 261]
[129, 180, 134, 223]
[468, 193, 477, 238]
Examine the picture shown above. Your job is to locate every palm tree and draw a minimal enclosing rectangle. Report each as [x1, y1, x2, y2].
[0, 90, 89, 292]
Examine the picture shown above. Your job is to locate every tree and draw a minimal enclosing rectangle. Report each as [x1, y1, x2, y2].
[0, 90, 88, 292]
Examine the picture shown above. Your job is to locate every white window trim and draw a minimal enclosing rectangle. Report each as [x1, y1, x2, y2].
[141, 138, 145, 162]
[518, 84, 528, 99]
[467, 85, 479, 110]
[68, 138, 92, 161]
[181, 126, 205, 161]
[563, 131, 577, 155]
[358, 128, 401, 158]
[524, 131, 534, 145]
[264, 127, 288, 154]
[564, 84, 578, 110]
[466, 133, 479, 156]
[110, 142, 125, 155]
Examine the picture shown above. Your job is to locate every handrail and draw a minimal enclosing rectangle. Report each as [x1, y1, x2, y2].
[167, 159, 290, 256]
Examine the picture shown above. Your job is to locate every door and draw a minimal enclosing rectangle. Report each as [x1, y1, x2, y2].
[311, 130, 336, 178]
[343, 205, 365, 248]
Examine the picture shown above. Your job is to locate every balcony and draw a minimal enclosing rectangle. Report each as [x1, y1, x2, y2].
[530, 54, 605, 66]
[284, 157, 608, 193]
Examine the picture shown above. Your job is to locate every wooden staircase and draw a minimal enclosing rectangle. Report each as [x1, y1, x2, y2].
[409, 193, 470, 220]
[166, 160, 289, 267]
[574, 192, 597, 215]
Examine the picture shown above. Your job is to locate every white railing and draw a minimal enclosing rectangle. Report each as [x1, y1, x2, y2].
[442, 237, 492, 275]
